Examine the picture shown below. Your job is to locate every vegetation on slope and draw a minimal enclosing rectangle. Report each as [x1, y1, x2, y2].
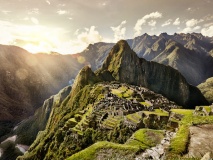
[198, 77, 213, 103]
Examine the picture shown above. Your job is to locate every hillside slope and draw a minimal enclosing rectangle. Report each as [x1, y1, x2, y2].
[0, 45, 84, 139]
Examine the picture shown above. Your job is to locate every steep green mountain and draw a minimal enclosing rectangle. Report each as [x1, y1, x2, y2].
[16, 41, 210, 160]
[0, 45, 84, 139]
[98, 40, 208, 108]
[198, 77, 213, 103]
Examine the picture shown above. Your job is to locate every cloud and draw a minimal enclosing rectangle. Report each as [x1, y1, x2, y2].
[57, 10, 68, 15]
[181, 26, 201, 33]
[46, 0, 50, 5]
[180, 18, 204, 33]
[134, 12, 162, 37]
[186, 18, 203, 27]
[77, 26, 103, 45]
[31, 17, 39, 25]
[201, 25, 213, 37]
[203, 22, 213, 27]
[148, 20, 157, 27]
[173, 18, 180, 25]
[111, 20, 127, 42]
[161, 19, 172, 27]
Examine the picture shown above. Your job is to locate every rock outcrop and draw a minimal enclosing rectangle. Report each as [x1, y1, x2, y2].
[99, 40, 208, 108]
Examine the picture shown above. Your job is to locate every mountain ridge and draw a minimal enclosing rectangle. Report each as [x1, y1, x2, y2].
[98, 40, 208, 107]
[81, 33, 213, 86]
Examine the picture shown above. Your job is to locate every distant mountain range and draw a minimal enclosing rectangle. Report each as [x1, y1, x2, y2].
[81, 33, 213, 86]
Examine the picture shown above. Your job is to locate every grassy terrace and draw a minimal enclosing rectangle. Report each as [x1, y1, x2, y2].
[71, 105, 93, 135]
[169, 109, 213, 156]
[102, 116, 122, 129]
[126, 112, 142, 124]
[140, 101, 152, 107]
[111, 86, 133, 98]
[126, 129, 164, 150]
[66, 141, 139, 160]
[143, 109, 169, 116]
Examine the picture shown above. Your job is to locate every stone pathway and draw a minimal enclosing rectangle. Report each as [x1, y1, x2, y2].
[135, 131, 176, 160]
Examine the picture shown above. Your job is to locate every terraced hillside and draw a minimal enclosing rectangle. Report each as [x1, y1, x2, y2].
[16, 81, 179, 159]
[16, 80, 213, 160]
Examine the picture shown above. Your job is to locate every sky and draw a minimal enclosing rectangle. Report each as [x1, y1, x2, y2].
[0, 0, 213, 54]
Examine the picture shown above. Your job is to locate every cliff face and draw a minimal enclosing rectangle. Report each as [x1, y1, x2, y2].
[0, 86, 71, 160]
[100, 40, 208, 108]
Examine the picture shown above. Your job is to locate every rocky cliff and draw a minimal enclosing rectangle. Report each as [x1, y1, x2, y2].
[98, 40, 208, 108]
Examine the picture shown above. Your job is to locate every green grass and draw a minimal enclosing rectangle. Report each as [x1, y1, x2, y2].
[140, 101, 152, 107]
[102, 116, 122, 129]
[111, 86, 134, 99]
[126, 129, 164, 150]
[66, 141, 139, 160]
[72, 105, 93, 135]
[170, 109, 193, 116]
[111, 89, 123, 97]
[154, 109, 169, 115]
[203, 106, 211, 113]
[126, 112, 142, 124]
[142, 110, 169, 117]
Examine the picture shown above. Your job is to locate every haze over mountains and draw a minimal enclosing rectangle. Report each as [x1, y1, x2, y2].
[0, 45, 84, 138]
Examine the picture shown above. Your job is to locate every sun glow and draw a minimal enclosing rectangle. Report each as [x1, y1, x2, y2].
[23, 42, 53, 54]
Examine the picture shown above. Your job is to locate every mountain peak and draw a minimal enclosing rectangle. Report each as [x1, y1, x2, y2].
[99, 41, 208, 107]
[71, 66, 101, 97]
